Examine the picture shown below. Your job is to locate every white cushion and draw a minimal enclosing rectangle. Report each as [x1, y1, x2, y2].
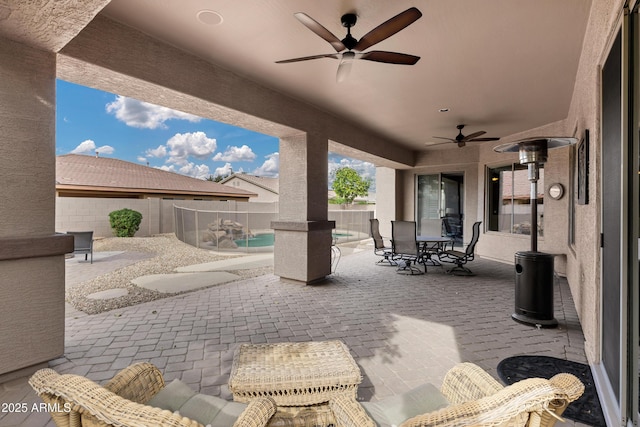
[147, 379, 246, 427]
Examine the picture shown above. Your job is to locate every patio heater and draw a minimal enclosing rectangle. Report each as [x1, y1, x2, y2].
[494, 137, 577, 328]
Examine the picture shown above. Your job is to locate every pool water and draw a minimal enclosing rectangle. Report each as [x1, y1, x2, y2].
[234, 231, 353, 247]
[332, 232, 353, 237]
[234, 233, 275, 247]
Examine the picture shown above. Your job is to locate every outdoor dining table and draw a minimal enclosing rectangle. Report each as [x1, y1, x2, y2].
[417, 236, 454, 266]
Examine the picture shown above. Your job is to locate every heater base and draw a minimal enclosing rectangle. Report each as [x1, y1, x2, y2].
[512, 312, 558, 328]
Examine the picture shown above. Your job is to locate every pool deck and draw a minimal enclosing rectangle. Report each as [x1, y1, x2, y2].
[1, 242, 588, 426]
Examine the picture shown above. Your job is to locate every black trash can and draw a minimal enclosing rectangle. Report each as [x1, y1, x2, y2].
[512, 251, 558, 328]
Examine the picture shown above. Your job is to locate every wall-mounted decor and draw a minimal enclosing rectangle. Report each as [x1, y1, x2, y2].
[577, 129, 589, 205]
[548, 183, 565, 200]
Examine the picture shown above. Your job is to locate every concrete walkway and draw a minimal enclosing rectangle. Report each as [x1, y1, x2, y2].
[1, 245, 588, 427]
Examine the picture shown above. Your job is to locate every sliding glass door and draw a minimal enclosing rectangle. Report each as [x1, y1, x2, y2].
[416, 173, 464, 239]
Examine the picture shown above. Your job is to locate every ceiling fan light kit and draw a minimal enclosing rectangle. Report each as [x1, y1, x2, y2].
[276, 7, 422, 82]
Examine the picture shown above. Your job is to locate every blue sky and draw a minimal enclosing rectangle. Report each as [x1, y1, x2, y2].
[56, 80, 376, 189]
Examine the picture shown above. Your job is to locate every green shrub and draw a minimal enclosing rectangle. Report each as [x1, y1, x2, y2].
[109, 208, 143, 237]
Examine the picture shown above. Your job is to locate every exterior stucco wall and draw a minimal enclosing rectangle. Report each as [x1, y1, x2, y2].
[0, 37, 65, 379]
[560, 0, 625, 364]
[56, 197, 156, 238]
[398, 0, 624, 366]
[55, 198, 281, 238]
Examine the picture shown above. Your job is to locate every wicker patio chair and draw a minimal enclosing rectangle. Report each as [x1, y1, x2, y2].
[29, 362, 276, 427]
[329, 362, 584, 427]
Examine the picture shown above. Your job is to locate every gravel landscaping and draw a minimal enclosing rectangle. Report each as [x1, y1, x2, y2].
[66, 234, 274, 315]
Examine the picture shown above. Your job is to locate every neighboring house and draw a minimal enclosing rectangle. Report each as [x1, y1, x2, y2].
[220, 173, 279, 203]
[57, 154, 257, 201]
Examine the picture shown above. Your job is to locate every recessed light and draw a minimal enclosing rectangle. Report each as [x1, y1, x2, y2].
[438, 108, 450, 113]
[197, 10, 224, 26]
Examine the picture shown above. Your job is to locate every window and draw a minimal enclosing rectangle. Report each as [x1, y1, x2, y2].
[486, 164, 544, 236]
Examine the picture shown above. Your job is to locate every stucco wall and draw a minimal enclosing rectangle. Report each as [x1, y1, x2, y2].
[560, 0, 625, 364]
[56, 197, 281, 238]
[398, 0, 624, 366]
[56, 197, 156, 238]
[0, 37, 65, 379]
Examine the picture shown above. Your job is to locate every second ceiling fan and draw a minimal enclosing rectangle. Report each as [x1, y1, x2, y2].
[276, 7, 422, 82]
[428, 124, 500, 148]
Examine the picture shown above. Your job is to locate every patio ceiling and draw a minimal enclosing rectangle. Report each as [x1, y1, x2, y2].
[99, 0, 592, 153]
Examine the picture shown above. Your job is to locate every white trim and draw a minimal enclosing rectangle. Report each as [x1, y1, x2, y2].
[592, 362, 622, 427]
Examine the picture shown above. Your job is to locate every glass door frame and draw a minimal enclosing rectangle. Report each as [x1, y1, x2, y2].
[414, 172, 465, 238]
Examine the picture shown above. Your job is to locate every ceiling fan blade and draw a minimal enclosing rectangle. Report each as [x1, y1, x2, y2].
[336, 52, 355, 83]
[461, 131, 486, 141]
[276, 53, 339, 63]
[354, 7, 422, 52]
[432, 136, 456, 142]
[469, 137, 501, 142]
[360, 51, 420, 65]
[294, 12, 346, 52]
[425, 140, 453, 147]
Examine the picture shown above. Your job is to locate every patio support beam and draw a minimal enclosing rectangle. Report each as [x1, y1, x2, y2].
[272, 133, 334, 283]
[0, 36, 66, 380]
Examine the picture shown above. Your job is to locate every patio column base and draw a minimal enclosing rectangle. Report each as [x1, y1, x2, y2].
[271, 220, 335, 284]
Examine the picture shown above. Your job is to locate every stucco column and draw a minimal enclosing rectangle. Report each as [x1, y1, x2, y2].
[0, 37, 73, 381]
[375, 167, 401, 237]
[271, 133, 334, 283]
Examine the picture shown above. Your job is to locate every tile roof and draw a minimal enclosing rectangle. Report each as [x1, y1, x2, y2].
[56, 154, 257, 198]
[220, 173, 279, 194]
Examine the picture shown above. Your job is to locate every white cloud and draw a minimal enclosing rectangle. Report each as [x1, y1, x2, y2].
[328, 154, 376, 191]
[71, 140, 96, 154]
[212, 145, 256, 162]
[137, 156, 148, 163]
[70, 140, 115, 155]
[253, 152, 279, 177]
[166, 132, 217, 165]
[145, 145, 168, 158]
[106, 95, 201, 129]
[157, 162, 210, 180]
[95, 145, 115, 155]
[179, 163, 210, 179]
[214, 162, 234, 177]
[158, 165, 176, 173]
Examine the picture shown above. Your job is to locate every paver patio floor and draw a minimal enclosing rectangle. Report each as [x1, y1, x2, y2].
[1, 246, 588, 426]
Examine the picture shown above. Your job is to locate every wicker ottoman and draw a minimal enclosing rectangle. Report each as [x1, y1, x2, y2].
[228, 340, 362, 407]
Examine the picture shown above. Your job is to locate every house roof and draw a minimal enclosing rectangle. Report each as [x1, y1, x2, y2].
[56, 154, 257, 198]
[220, 173, 279, 194]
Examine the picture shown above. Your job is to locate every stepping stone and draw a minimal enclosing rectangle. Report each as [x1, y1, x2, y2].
[87, 288, 129, 300]
[175, 254, 273, 272]
[132, 272, 240, 293]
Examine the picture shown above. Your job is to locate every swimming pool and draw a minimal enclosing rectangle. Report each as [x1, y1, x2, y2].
[233, 231, 354, 247]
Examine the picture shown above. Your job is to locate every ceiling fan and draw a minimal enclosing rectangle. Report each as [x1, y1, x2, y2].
[276, 7, 422, 82]
[427, 124, 501, 148]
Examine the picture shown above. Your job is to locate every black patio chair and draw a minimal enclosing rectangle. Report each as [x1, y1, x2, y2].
[439, 221, 482, 275]
[67, 231, 94, 264]
[370, 218, 397, 266]
[391, 220, 424, 275]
